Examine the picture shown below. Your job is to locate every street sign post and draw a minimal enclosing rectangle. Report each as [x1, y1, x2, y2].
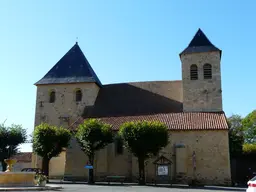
[84, 165, 93, 169]
[85, 162, 94, 183]
[85, 161, 93, 169]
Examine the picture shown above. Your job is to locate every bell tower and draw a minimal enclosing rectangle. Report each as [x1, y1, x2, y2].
[180, 29, 223, 112]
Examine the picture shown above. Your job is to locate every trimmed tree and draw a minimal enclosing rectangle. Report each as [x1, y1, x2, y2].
[75, 119, 114, 184]
[0, 124, 27, 171]
[119, 121, 169, 185]
[32, 123, 71, 178]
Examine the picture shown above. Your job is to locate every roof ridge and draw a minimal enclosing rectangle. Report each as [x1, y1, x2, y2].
[81, 111, 225, 119]
[54, 43, 77, 65]
[102, 80, 182, 86]
[78, 46, 102, 86]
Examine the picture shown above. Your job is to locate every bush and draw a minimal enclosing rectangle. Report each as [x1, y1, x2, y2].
[243, 143, 256, 154]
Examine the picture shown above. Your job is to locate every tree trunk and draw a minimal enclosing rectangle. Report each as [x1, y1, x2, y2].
[88, 155, 94, 184]
[42, 156, 50, 183]
[1, 160, 7, 172]
[138, 157, 145, 185]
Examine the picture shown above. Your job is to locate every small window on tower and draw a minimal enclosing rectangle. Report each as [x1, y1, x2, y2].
[203, 64, 212, 79]
[190, 64, 198, 80]
[49, 91, 56, 103]
[75, 89, 82, 102]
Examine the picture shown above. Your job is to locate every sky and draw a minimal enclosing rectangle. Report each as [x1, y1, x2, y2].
[0, 0, 255, 152]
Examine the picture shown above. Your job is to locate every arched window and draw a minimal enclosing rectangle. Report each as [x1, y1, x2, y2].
[49, 91, 56, 103]
[190, 64, 198, 80]
[203, 64, 212, 79]
[75, 89, 82, 102]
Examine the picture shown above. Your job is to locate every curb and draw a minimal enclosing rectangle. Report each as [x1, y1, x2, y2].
[0, 185, 62, 191]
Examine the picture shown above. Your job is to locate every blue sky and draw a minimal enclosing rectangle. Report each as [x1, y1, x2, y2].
[0, 0, 255, 152]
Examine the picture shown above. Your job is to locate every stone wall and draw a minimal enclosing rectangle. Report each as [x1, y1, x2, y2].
[181, 51, 223, 112]
[34, 82, 100, 128]
[64, 130, 231, 186]
[49, 151, 66, 178]
[33, 82, 100, 174]
[31, 151, 66, 179]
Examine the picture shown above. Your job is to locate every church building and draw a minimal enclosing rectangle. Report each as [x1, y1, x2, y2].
[32, 29, 231, 185]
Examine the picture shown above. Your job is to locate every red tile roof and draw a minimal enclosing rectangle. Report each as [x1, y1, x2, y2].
[70, 112, 228, 131]
[11, 152, 32, 163]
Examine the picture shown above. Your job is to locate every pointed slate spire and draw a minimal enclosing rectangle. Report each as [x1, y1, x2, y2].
[180, 28, 221, 55]
[35, 43, 102, 86]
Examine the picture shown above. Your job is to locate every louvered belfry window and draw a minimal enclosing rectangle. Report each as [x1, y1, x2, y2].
[203, 64, 212, 79]
[190, 64, 198, 80]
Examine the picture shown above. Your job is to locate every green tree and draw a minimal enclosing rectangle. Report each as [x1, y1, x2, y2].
[242, 110, 256, 143]
[119, 121, 169, 185]
[0, 123, 27, 171]
[227, 114, 244, 156]
[75, 119, 114, 184]
[32, 123, 71, 178]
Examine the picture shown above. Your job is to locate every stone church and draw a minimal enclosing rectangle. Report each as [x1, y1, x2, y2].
[32, 29, 231, 185]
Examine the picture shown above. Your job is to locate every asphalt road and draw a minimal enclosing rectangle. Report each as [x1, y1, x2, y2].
[46, 184, 247, 192]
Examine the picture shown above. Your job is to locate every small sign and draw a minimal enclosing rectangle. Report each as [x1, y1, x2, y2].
[85, 165, 93, 169]
[157, 165, 168, 176]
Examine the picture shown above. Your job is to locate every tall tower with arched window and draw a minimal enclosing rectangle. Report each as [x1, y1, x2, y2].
[32, 42, 102, 171]
[34, 42, 102, 129]
[180, 29, 223, 112]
